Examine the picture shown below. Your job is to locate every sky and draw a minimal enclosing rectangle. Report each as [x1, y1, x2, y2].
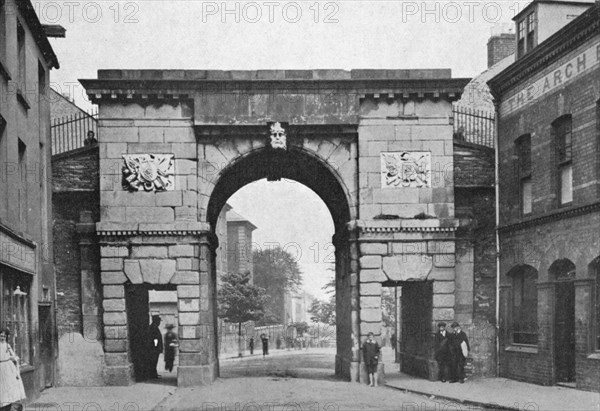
[37, 0, 528, 299]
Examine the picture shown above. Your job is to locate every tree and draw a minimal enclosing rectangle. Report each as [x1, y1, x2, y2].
[217, 271, 267, 357]
[253, 247, 303, 324]
[381, 287, 396, 328]
[308, 298, 336, 326]
[290, 321, 310, 335]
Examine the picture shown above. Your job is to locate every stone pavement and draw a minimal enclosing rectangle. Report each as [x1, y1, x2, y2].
[382, 349, 600, 411]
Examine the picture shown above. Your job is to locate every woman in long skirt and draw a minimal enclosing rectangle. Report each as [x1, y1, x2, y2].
[0, 328, 26, 410]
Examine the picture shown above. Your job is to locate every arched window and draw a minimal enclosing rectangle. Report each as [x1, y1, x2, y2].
[508, 265, 538, 345]
[553, 115, 573, 206]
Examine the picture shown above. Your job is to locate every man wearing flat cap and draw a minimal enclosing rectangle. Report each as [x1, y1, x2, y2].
[434, 322, 450, 382]
[449, 321, 470, 383]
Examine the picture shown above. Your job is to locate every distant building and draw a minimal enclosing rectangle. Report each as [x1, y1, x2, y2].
[0, 0, 60, 399]
[226, 209, 257, 278]
[285, 290, 315, 324]
[489, 0, 599, 392]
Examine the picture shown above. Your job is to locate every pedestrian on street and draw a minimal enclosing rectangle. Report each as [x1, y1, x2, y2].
[361, 332, 380, 387]
[261, 333, 269, 357]
[449, 321, 470, 383]
[249, 337, 254, 355]
[0, 328, 26, 411]
[147, 315, 163, 379]
[434, 322, 450, 382]
[164, 324, 178, 373]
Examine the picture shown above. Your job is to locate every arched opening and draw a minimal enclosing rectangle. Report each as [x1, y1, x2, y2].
[206, 147, 354, 380]
[549, 258, 576, 385]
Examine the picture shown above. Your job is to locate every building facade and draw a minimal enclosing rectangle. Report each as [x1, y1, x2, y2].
[489, 1, 600, 392]
[0, 0, 59, 399]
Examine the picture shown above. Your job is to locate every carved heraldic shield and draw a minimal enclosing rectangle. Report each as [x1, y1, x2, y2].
[122, 154, 175, 192]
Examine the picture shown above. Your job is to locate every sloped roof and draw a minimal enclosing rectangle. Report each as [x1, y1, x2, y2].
[227, 209, 257, 230]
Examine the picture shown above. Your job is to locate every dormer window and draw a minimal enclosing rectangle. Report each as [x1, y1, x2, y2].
[517, 11, 537, 57]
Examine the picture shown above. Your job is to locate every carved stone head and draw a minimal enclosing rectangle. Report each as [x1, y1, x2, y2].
[269, 122, 287, 150]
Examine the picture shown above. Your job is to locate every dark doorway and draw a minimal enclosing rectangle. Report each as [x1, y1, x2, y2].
[38, 305, 54, 388]
[125, 285, 150, 382]
[554, 282, 576, 383]
[399, 281, 433, 379]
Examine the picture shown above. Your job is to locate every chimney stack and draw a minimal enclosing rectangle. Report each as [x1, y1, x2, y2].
[487, 25, 516, 68]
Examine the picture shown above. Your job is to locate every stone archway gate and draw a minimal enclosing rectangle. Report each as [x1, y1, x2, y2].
[80, 69, 469, 387]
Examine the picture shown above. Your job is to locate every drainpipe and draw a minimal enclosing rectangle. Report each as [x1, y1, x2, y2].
[493, 99, 501, 377]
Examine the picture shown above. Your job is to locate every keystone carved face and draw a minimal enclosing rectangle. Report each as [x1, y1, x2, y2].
[270, 122, 287, 150]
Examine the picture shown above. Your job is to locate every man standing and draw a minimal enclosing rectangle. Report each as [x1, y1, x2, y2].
[163, 324, 178, 373]
[261, 333, 269, 357]
[361, 332, 380, 387]
[434, 322, 450, 382]
[449, 321, 470, 383]
[148, 315, 163, 379]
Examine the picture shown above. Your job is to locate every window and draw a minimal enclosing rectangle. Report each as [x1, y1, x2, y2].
[18, 139, 27, 230]
[509, 266, 538, 345]
[526, 12, 536, 52]
[554, 115, 573, 205]
[0, 267, 32, 366]
[516, 134, 532, 215]
[17, 20, 25, 88]
[38, 61, 45, 100]
[517, 20, 525, 57]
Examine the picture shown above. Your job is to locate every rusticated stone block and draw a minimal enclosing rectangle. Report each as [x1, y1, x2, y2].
[361, 323, 381, 337]
[359, 243, 388, 255]
[359, 255, 382, 269]
[382, 254, 433, 281]
[179, 298, 200, 312]
[101, 258, 123, 271]
[172, 271, 200, 285]
[433, 294, 455, 308]
[178, 353, 201, 366]
[360, 269, 387, 283]
[178, 285, 200, 298]
[103, 285, 125, 299]
[101, 271, 127, 285]
[103, 312, 127, 326]
[433, 281, 455, 294]
[360, 308, 382, 323]
[428, 267, 455, 281]
[103, 299, 126, 312]
[177, 258, 193, 271]
[434, 254, 456, 268]
[104, 339, 127, 352]
[360, 296, 381, 309]
[179, 312, 200, 325]
[104, 353, 129, 366]
[101, 246, 129, 258]
[428, 241, 456, 254]
[124, 260, 143, 284]
[179, 340, 202, 352]
[169, 244, 195, 257]
[104, 326, 128, 339]
[131, 246, 168, 259]
[432, 308, 455, 321]
[360, 282, 382, 296]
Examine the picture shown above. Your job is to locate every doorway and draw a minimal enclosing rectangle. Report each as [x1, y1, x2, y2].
[554, 281, 576, 383]
[125, 285, 150, 381]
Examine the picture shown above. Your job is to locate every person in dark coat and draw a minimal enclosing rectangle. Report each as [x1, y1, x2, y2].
[260, 334, 269, 357]
[147, 315, 163, 378]
[249, 337, 254, 355]
[449, 321, 470, 383]
[163, 324, 178, 373]
[434, 322, 450, 382]
[361, 332, 380, 387]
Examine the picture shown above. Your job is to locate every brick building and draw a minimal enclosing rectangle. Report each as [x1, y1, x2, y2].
[489, 1, 599, 392]
[0, 0, 60, 399]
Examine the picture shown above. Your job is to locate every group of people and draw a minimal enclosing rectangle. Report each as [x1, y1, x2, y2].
[434, 321, 470, 383]
[143, 315, 179, 380]
[248, 334, 270, 356]
[0, 328, 26, 411]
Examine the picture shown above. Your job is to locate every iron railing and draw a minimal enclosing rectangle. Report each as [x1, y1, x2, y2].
[51, 110, 98, 155]
[452, 105, 495, 148]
